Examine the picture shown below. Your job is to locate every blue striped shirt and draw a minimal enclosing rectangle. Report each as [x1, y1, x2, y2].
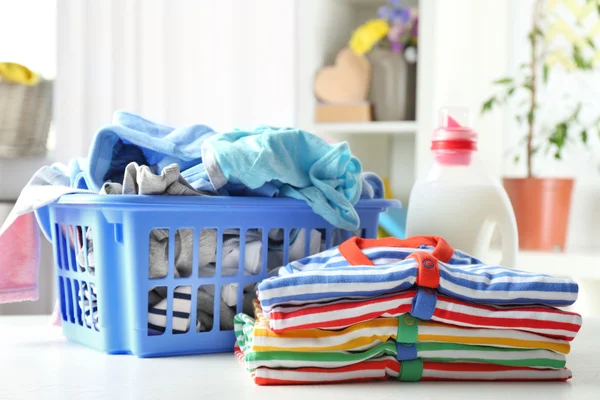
[257, 243, 578, 312]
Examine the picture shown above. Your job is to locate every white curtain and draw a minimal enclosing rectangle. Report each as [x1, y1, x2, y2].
[55, 0, 297, 162]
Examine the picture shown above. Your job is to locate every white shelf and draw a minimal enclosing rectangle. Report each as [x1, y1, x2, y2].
[312, 121, 417, 135]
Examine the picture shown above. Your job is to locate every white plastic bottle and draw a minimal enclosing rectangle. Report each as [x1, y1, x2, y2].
[406, 107, 518, 267]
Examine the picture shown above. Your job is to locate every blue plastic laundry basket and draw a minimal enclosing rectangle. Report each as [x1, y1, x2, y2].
[48, 195, 400, 357]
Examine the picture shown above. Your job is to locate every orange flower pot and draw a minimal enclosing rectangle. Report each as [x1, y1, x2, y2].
[503, 178, 574, 251]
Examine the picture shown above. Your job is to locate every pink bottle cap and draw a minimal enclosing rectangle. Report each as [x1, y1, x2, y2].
[431, 106, 478, 166]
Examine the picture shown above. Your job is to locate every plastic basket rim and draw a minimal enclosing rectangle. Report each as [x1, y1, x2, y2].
[53, 194, 402, 210]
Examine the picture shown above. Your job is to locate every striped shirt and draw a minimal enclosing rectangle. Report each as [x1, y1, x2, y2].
[257, 236, 578, 312]
[239, 341, 566, 371]
[265, 289, 582, 340]
[234, 303, 572, 355]
[234, 348, 573, 385]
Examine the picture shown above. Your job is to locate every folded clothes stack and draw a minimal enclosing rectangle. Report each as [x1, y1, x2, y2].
[234, 236, 582, 385]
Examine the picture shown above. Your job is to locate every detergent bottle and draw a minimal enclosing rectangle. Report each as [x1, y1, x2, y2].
[406, 106, 518, 266]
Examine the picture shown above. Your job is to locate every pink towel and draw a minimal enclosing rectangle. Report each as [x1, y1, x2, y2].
[0, 213, 40, 302]
[0, 166, 93, 306]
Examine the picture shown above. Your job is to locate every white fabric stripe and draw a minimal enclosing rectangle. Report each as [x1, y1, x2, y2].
[466, 264, 547, 274]
[422, 368, 571, 380]
[247, 358, 375, 370]
[252, 325, 396, 350]
[283, 257, 413, 275]
[431, 316, 576, 339]
[264, 295, 376, 314]
[262, 296, 371, 312]
[450, 264, 549, 276]
[418, 348, 565, 362]
[418, 324, 569, 350]
[287, 246, 424, 271]
[254, 367, 389, 382]
[79, 283, 99, 329]
[269, 296, 413, 328]
[147, 286, 195, 332]
[440, 266, 560, 283]
[259, 275, 416, 302]
[439, 278, 578, 302]
[270, 294, 413, 318]
[280, 263, 417, 278]
[436, 298, 581, 324]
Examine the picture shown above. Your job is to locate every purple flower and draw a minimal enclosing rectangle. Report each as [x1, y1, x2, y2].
[377, 0, 418, 51]
[411, 15, 419, 37]
[378, 1, 411, 24]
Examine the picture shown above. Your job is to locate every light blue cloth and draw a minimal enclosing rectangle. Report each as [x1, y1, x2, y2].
[180, 163, 280, 197]
[85, 111, 215, 192]
[360, 172, 384, 199]
[17, 165, 95, 241]
[201, 126, 363, 230]
[85, 111, 280, 197]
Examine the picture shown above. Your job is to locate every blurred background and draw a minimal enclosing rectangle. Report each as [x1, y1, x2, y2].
[0, 0, 599, 316]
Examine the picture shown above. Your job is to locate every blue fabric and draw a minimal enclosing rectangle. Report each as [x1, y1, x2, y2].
[65, 158, 89, 189]
[22, 165, 95, 240]
[411, 289, 437, 320]
[201, 126, 363, 230]
[257, 241, 579, 312]
[181, 163, 280, 197]
[395, 342, 418, 361]
[85, 111, 215, 191]
[54, 112, 382, 229]
[360, 172, 385, 199]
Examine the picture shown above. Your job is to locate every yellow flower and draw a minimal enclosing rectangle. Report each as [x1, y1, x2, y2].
[349, 19, 390, 55]
[0, 62, 40, 86]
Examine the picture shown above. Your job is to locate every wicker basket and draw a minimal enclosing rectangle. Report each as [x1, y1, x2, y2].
[0, 79, 53, 158]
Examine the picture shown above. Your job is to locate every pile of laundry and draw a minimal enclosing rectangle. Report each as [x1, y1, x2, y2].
[0, 111, 384, 333]
[234, 236, 582, 385]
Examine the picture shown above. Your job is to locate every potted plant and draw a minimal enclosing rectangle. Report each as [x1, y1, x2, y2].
[481, 0, 600, 251]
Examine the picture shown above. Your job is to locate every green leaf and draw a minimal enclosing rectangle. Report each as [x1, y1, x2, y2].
[571, 103, 582, 121]
[581, 130, 588, 144]
[534, 26, 543, 36]
[515, 115, 523, 125]
[543, 63, 549, 84]
[586, 37, 596, 49]
[531, 146, 540, 155]
[507, 87, 516, 96]
[573, 46, 590, 69]
[529, 26, 543, 42]
[513, 154, 520, 164]
[527, 110, 535, 125]
[481, 97, 496, 114]
[549, 122, 568, 149]
[554, 152, 562, 160]
[493, 77, 513, 85]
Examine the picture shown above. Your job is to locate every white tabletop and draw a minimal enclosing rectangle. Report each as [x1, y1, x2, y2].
[1, 317, 599, 400]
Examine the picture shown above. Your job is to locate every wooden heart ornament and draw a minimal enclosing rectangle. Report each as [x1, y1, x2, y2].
[314, 47, 371, 103]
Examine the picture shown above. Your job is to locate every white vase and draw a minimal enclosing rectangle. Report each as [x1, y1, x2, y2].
[367, 48, 416, 121]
